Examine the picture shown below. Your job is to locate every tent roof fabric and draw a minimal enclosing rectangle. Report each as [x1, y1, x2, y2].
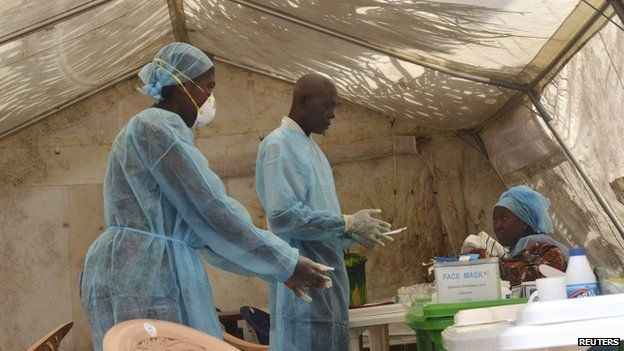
[0, 0, 614, 137]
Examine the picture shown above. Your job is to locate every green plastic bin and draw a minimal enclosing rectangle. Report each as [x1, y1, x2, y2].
[405, 298, 528, 351]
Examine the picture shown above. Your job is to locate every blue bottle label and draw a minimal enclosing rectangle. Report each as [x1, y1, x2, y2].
[566, 282, 600, 298]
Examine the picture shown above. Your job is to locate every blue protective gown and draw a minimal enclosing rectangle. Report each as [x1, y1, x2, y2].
[255, 117, 351, 351]
[81, 108, 299, 351]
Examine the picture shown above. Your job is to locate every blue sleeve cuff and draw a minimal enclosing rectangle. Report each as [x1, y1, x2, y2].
[276, 247, 299, 282]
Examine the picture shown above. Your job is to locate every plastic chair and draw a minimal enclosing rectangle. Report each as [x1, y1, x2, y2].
[103, 319, 240, 351]
[222, 330, 268, 351]
[27, 321, 74, 351]
[239, 306, 270, 345]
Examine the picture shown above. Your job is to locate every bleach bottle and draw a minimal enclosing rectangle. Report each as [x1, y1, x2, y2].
[566, 247, 600, 298]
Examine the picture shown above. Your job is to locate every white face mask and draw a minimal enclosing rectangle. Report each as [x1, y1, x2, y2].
[192, 95, 217, 128]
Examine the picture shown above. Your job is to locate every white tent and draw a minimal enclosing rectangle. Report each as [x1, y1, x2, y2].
[2, 0, 623, 262]
[1, 1, 624, 349]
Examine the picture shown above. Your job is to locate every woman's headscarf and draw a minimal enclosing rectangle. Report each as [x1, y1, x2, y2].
[495, 185, 554, 234]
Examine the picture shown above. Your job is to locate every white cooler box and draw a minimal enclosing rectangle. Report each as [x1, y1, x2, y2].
[442, 293, 624, 350]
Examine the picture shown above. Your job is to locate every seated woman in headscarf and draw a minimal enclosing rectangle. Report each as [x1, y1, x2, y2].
[464, 185, 569, 286]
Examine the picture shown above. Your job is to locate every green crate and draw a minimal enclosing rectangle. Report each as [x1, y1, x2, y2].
[414, 317, 454, 331]
[405, 298, 528, 351]
[413, 330, 445, 351]
[415, 330, 433, 351]
[427, 330, 443, 345]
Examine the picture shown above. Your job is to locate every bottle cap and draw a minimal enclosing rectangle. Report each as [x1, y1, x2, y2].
[569, 247, 585, 256]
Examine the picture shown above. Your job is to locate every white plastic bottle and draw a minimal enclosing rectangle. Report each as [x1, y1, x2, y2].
[565, 247, 600, 298]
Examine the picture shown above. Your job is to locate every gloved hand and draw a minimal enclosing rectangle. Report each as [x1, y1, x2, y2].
[344, 209, 393, 249]
[284, 257, 334, 302]
[461, 234, 482, 253]
[461, 231, 508, 258]
[480, 231, 508, 258]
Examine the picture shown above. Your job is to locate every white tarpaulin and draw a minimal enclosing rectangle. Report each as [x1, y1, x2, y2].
[0, 0, 174, 136]
[0, 0, 613, 135]
[481, 16, 624, 269]
[0, 0, 622, 265]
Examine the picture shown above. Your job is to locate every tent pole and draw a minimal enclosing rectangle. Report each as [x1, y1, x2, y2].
[607, 0, 624, 24]
[227, 0, 527, 92]
[167, 0, 190, 43]
[527, 91, 624, 240]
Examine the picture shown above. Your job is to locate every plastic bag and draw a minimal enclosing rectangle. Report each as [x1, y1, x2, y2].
[395, 283, 434, 307]
[596, 267, 624, 294]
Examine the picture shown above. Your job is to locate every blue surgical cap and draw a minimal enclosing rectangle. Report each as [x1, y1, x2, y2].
[495, 185, 554, 234]
[138, 42, 214, 101]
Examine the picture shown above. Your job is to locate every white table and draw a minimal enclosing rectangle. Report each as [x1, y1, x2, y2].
[348, 303, 409, 351]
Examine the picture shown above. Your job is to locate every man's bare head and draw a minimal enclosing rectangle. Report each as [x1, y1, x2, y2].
[288, 73, 338, 136]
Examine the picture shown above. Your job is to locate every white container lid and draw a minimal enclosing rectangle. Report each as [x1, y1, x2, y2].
[516, 293, 624, 325]
[453, 304, 526, 327]
[443, 316, 624, 350]
[443, 294, 624, 350]
[443, 322, 507, 350]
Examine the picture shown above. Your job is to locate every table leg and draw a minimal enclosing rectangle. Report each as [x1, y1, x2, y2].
[368, 325, 390, 351]
[349, 327, 365, 351]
